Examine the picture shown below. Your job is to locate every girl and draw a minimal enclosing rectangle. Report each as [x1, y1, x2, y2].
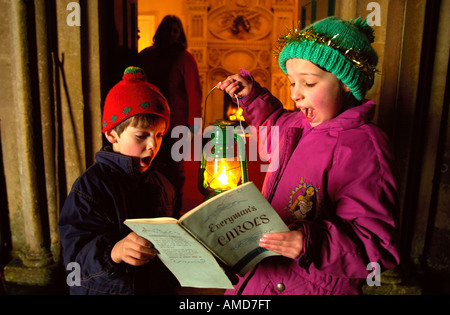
[217, 16, 400, 295]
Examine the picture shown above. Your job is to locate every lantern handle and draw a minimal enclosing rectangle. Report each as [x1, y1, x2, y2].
[203, 86, 246, 143]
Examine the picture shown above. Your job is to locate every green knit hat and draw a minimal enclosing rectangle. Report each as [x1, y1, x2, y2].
[277, 16, 378, 100]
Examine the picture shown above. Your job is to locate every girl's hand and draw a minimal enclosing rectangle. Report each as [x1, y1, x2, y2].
[259, 230, 304, 259]
[111, 232, 158, 266]
[216, 74, 252, 99]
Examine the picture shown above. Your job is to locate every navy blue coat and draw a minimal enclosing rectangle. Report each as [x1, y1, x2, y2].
[59, 147, 179, 294]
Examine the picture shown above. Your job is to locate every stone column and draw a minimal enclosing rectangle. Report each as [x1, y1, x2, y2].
[35, 0, 61, 263]
[55, 0, 87, 194]
[0, 0, 111, 289]
[3, 0, 54, 286]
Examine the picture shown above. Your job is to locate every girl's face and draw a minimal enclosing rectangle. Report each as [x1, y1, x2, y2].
[105, 118, 166, 173]
[286, 59, 350, 127]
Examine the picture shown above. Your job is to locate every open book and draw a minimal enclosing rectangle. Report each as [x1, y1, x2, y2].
[124, 182, 289, 289]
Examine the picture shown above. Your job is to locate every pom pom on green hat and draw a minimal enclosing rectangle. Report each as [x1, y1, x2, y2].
[277, 16, 378, 101]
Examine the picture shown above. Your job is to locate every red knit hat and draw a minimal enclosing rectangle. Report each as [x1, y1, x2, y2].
[102, 66, 170, 133]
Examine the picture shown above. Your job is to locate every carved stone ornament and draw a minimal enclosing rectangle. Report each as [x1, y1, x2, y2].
[208, 7, 273, 41]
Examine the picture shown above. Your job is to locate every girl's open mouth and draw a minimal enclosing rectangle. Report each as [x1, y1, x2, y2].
[303, 108, 316, 122]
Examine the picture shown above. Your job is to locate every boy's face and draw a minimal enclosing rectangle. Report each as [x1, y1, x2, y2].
[286, 58, 350, 127]
[105, 118, 166, 173]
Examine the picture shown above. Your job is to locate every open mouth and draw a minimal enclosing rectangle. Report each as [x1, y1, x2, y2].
[302, 108, 316, 122]
[140, 156, 153, 169]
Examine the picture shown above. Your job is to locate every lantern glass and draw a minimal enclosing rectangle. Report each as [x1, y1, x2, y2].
[198, 120, 249, 198]
[204, 158, 242, 191]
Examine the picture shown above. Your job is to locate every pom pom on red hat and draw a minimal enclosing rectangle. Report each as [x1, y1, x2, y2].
[102, 66, 170, 133]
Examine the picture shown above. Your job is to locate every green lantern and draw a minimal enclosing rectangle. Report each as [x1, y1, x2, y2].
[198, 119, 249, 199]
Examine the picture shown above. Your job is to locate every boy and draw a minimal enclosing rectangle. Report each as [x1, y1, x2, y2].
[59, 67, 179, 294]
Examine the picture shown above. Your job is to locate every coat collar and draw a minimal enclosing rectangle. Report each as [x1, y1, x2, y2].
[303, 100, 376, 131]
[95, 146, 157, 181]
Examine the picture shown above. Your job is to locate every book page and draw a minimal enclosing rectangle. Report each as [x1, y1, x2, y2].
[124, 220, 233, 289]
[180, 182, 289, 276]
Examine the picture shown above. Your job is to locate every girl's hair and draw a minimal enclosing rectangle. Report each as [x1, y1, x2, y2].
[340, 82, 361, 109]
[113, 114, 166, 136]
[153, 15, 187, 50]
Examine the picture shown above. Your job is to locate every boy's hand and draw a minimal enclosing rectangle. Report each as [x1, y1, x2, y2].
[259, 230, 304, 260]
[111, 232, 158, 266]
[217, 74, 252, 99]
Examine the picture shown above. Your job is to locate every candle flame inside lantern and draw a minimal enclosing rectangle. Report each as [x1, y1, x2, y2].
[217, 164, 229, 186]
[205, 159, 242, 191]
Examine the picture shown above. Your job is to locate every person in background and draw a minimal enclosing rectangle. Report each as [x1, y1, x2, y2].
[139, 15, 203, 218]
[217, 16, 400, 295]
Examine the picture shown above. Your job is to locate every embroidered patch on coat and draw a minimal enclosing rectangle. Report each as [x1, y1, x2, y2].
[284, 177, 320, 220]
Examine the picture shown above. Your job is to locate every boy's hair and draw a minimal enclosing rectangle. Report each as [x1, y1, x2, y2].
[102, 67, 170, 134]
[113, 114, 165, 137]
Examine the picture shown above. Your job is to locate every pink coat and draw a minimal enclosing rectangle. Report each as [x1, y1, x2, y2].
[227, 70, 400, 295]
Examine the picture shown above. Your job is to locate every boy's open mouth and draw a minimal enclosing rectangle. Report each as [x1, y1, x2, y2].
[140, 156, 152, 168]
